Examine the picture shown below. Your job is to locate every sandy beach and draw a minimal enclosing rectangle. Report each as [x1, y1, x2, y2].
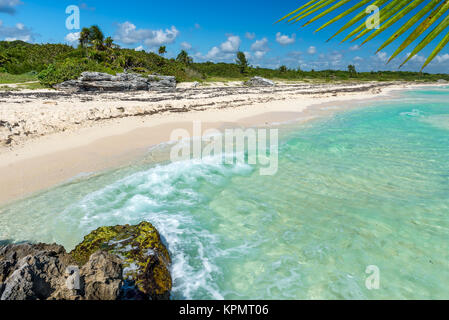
[0, 80, 433, 205]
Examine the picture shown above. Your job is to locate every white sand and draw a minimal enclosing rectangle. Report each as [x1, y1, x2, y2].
[0, 80, 435, 204]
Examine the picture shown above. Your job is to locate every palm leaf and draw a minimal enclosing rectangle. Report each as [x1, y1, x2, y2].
[377, 0, 441, 53]
[389, 0, 449, 62]
[349, 0, 413, 43]
[341, 0, 409, 43]
[400, 14, 449, 67]
[317, 0, 373, 35]
[302, 0, 352, 27]
[292, 0, 336, 24]
[287, 0, 332, 23]
[328, 0, 389, 41]
[278, 0, 449, 69]
[361, 0, 426, 45]
[275, 0, 318, 24]
[422, 31, 449, 68]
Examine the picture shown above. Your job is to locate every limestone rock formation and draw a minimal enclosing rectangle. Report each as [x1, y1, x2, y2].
[70, 221, 172, 300]
[0, 222, 172, 300]
[0, 243, 74, 300]
[244, 76, 276, 87]
[79, 251, 123, 300]
[55, 72, 176, 92]
[0, 243, 123, 300]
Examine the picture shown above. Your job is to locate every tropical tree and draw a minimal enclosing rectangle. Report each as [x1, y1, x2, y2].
[348, 64, 357, 76]
[79, 27, 90, 48]
[279, 65, 288, 73]
[88, 25, 104, 46]
[104, 37, 114, 49]
[236, 51, 249, 74]
[176, 50, 193, 65]
[158, 46, 167, 56]
[277, 0, 449, 70]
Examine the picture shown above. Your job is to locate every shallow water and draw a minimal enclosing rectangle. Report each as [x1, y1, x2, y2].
[1, 87, 449, 299]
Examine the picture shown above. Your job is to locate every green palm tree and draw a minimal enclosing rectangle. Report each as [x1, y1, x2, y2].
[278, 0, 449, 70]
[104, 37, 114, 49]
[79, 27, 90, 48]
[88, 25, 104, 45]
[176, 50, 193, 65]
[158, 46, 167, 56]
[92, 38, 104, 51]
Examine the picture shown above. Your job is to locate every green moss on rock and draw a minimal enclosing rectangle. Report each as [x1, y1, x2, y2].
[70, 221, 172, 300]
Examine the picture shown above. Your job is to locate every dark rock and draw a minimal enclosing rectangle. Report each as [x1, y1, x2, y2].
[148, 75, 177, 91]
[244, 76, 275, 87]
[55, 72, 177, 92]
[0, 222, 172, 300]
[70, 221, 172, 300]
[80, 72, 114, 82]
[0, 243, 125, 300]
[0, 243, 76, 300]
[52, 80, 80, 93]
[78, 81, 132, 92]
[79, 251, 123, 300]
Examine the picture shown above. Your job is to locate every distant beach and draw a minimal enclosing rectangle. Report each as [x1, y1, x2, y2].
[0, 81, 439, 204]
[2, 84, 449, 299]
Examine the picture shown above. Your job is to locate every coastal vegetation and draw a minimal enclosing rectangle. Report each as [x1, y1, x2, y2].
[1, 24, 449, 87]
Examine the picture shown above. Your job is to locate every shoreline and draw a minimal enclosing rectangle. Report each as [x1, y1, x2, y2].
[0, 81, 439, 205]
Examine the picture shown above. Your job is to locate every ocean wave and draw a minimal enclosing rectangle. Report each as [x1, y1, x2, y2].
[54, 153, 254, 299]
[400, 109, 423, 117]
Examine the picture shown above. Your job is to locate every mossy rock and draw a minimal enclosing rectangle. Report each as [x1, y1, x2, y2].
[70, 221, 172, 300]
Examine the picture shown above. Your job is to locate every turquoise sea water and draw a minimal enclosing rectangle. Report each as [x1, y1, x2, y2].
[1, 87, 449, 299]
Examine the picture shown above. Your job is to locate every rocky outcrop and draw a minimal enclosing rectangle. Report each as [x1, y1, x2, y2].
[77, 251, 123, 300]
[0, 243, 123, 300]
[0, 222, 172, 300]
[0, 243, 74, 300]
[244, 76, 275, 87]
[55, 72, 176, 92]
[71, 222, 172, 300]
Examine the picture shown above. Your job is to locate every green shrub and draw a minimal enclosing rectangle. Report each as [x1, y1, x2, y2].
[38, 58, 117, 87]
[2, 39, 449, 87]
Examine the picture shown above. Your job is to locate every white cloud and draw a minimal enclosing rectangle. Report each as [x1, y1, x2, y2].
[434, 53, 449, 64]
[376, 51, 388, 62]
[205, 46, 221, 59]
[406, 52, 426, 63]
[276, 32, 296, 45]
[0, 0, 22, 14]
[220, 35, 241, 52]
[254, 51, 267, 59]
[250, 37, 270, 60]
[251, 37, 269, 52]
[65, 32, 80, 44]
[114, 22, 179, 48]
[330, 51, 343, 66]
[307, 46, 317, 55]
[0, 20, 34, 42]
[181, 42, 192, 50]
[203, 35, 241, 61]
[349, 45, 360, 51]
[245, 32, 255, 40]
[135, 45, 144, 51]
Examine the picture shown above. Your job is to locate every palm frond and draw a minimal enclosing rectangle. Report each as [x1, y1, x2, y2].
[278, 0, 449, 69]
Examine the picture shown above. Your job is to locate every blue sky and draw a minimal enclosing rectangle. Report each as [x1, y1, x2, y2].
[1, 0, 449, 73]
